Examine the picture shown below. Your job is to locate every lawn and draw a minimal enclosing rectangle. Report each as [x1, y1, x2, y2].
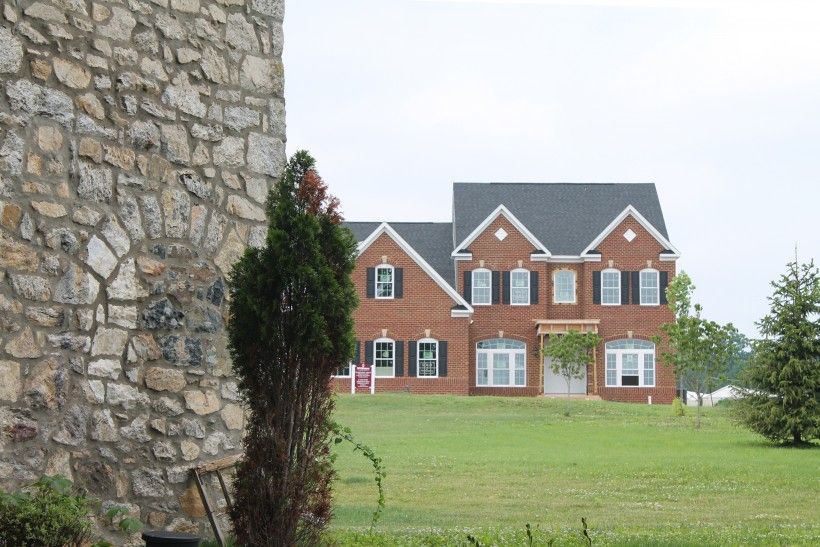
[326, 394, 819, 545]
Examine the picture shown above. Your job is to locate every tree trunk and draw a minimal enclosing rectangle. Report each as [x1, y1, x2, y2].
[695, 393, 702, 430]
[793, 430, 802, 446]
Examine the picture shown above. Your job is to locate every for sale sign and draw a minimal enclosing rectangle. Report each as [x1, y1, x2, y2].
[351, 364, 375, 394]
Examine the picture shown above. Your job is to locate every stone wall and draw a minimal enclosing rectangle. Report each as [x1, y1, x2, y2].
[0, 0, 284, 540]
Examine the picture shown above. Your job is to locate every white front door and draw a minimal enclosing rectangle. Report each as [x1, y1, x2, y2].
[544, 357, 587, 395]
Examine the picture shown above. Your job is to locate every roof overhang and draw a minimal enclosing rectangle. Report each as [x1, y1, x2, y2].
[357, 222, 474, 318]
[580, 205, 681, 260]
[452, 204, 551, 258]
[535, 319, 600, 336]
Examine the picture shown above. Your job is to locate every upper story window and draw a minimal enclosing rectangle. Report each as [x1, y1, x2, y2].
[605, 339, 655, 387]
[417, 338, 438, 377]
[375, 265, 394, 299]
[472, 269, 491, 305]
[374, 338, 395, 377]
[640, 269, 659, 306]
[553, 270, 576, 304]
[601, 269, 621, 306]
[510, 269, 530, 305]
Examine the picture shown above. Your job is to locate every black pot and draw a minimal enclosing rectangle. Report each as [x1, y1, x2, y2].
[142, 530, 201, 547]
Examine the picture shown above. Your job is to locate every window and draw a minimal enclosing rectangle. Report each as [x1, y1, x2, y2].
[640, 269, 659, 306]
[554, 270, 576, 303]
[472, 269, 491, 305]
[374, 339, 395, 377]
[334, 363, 351, 378]
[476, 339, 526, 387]
[601, 269, 621, 306]
[375, 266, 394, 299]
[417, 339, 438, 377]
[510, 269, 530, 305]
[604, 339, 655, 387]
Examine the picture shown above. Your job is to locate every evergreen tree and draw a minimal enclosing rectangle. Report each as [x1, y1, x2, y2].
[227, 151, 358, 545]
[736, 260, 820, 446]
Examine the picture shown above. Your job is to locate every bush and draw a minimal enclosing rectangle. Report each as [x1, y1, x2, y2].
[0, 476, 94, 547]
[671, 397, 686, 417]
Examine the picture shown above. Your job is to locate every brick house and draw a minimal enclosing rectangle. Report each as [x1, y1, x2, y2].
[334, 183, 680, 403]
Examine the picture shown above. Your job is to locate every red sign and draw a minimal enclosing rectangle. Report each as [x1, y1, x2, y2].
[351, 364, 374, 394]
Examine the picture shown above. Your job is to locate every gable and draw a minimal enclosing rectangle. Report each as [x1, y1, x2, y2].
[452, 204, 550, 257]
[582, 206, 680, 259]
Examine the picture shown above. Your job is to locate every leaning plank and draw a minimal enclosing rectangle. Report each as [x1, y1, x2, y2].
[196, 453, 243, 473]
[192, 453, 243, 547]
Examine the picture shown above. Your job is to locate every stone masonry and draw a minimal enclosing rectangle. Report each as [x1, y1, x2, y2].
[0, 0, 285, 540]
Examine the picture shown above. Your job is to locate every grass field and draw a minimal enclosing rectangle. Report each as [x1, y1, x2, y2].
[326, 394, 819, 545]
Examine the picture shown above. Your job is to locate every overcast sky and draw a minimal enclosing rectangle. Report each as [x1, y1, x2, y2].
[283, 0, 820, 338]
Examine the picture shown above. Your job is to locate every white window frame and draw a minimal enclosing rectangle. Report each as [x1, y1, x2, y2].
[553, 270, 576, 304]
[472, 268, 492, 306]
[604, 339, 656, 388]
[601, 268, 621, 306]
[333, 361, 352, 378]
[640, 268, 660, 306]
[510, 268, 530, 306]
[475, 339, 526, 388]
[375, 265, 395, 300]
[373, 338, 395, 378]
[416, 338, 439, 378]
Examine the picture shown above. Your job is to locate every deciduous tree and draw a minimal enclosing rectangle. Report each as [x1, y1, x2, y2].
[227, 151, 358, 545]
[542, 330, 602, 415]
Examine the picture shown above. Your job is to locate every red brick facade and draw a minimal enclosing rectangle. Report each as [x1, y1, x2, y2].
[334, 207, 678, 404]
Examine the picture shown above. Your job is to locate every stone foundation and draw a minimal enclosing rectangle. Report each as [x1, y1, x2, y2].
[0, 0, 284, 540]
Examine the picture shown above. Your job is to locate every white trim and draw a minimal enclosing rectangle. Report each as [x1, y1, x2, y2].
[553, 269, 577, 304]
[452, 205, 551, 258]
[373, 338, 396, 379]
[416, 338, 439, 378]
[601, 268, 622, 306]
[639, 268, 660, 307]
[475, 339, 527, 388]
[581, 205, 681, 259]
[357, 223, 474, 316]
[510, 268, 530, 306]
[374, 264, 395, 300]
[333, 361, 353, 378]
[531, 254, 600, 263]
[471, 268, 492, 306]
[604, 340, 656, 388]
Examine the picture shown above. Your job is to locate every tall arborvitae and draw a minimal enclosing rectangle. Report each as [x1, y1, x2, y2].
[736, 260, 819, 446]
[227, 151, 358, 545]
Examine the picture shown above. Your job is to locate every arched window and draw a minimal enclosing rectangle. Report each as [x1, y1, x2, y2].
[510, 268, 530, 305]
[553, 270, 576, 304]
[476, 339, 526, 387]
[374, 338, 395, 377]
[417, 338, 439, 377]
[601, 268, 621, 306]
[472, 268, 492, 305]
[375, 265, 395, 299]
[605, 339, 655, 387]
[640, 268, 659, 306]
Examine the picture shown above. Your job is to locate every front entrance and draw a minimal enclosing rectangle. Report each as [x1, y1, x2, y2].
[543, 357, 587, 395]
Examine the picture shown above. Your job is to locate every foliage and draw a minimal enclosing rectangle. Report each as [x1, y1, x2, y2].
[541, 330, 602, 414]
[227, 151, 359, 545]
[671, 396, 686, 417]
[330, 394, 819, 543]
[735, 260, 820, 446]
[0, 475, 94, 547]
[658, 271, 745, 428]
[331, 422, 386, 531]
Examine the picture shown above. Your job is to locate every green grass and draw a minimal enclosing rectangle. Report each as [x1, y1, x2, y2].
[326, 394, 819, 545]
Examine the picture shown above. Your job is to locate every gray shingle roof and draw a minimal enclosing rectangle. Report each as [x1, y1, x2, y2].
[344, 222, 456, 287]
[453, 183, 669, 255]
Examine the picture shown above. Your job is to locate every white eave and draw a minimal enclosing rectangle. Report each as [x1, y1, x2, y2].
[357, 223, 474, 317]
[581, 205, 681, 260]
[451, 204, 552, 258]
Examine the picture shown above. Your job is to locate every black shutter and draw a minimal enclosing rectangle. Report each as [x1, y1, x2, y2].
[660, 271, 669, 305]
[463, 271, 472, 302]
[530, 271, 539, 304]
[439, 341, 448, 377]
[593, 271, 601, 305]
[395, 341, 404, 376]
[502, 271, 511, 304]
[631, 271, 640, 305]
[364, 340, 374, 365]
[366, 268, 375, 298]
[492, 271, 501, 304]
[408, 341, 417, 377]
[621, 272, 629, 305]
[394, 268, 404, 298]
[353, 340, 360, 364]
